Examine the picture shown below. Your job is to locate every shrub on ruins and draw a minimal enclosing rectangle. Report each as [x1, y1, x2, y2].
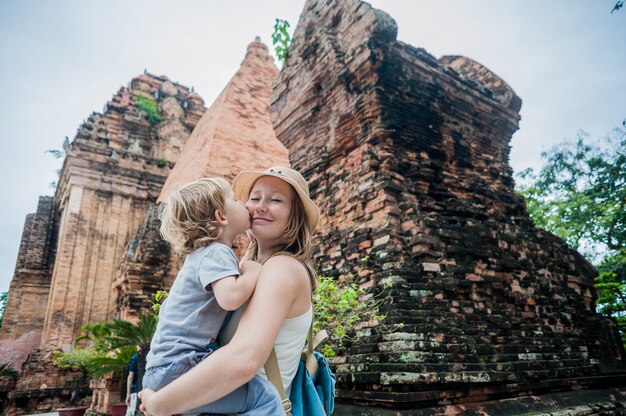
[271, 18, 291, 64]
[53, 312, 158, 395]
[517, 120, 626, 344]
[314, 257, 400, 357]
[134, 92, 163, 124]
[314, 274, 388, 357]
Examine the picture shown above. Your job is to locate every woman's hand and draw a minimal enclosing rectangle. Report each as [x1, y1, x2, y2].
[138, 388, 156, 416]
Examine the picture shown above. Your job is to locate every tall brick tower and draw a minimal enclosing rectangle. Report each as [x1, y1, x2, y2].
[0, 197, 55, 369]
[272, 0, 625, 410]
[39, 74, 204, 350]
[1, 74, 205, 414]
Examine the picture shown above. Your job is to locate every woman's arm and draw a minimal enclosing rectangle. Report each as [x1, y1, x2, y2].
[140, 256, 307, 416]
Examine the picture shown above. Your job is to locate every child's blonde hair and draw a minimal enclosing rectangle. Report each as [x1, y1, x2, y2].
[159, 177, 230, 254]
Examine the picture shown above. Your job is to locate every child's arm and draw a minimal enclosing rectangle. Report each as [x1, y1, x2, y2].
[211, 260, 262, 311]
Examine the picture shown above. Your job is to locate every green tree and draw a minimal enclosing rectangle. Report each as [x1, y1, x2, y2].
[517, 121, 626, 343]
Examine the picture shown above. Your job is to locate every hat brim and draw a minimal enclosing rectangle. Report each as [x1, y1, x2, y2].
[233, 170, 320, 233]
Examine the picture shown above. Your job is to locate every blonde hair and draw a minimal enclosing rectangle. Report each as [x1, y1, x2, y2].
[245, 183, 317, 288]
[159, 177, 230, 254]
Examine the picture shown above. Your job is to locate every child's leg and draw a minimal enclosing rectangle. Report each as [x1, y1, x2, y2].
[185, 375, 283, 416]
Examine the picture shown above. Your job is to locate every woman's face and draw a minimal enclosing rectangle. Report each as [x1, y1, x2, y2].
[246, 176, 294, 244]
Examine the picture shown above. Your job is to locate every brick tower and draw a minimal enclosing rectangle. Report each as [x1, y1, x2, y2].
[40, 74, 204, 350]
[271, 0, 625, 410]
[0, 197, 55, 369]
[2, 74, 204, 415]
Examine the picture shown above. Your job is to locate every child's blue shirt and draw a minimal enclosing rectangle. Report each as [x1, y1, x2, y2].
[146, 242, 239, 369]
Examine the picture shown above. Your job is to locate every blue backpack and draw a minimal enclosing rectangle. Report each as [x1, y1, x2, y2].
[265, 329, 336, 415]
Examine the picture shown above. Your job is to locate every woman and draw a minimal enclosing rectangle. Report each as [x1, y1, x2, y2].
[139, 166, 319, 416]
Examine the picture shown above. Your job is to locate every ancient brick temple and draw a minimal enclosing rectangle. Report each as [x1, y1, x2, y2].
[3, 1, 626, 413]
[0, 72, 205, 414]
[0, 38, 289, 415]
[272, 0, 626, 411]
[39, 74, 205, 351]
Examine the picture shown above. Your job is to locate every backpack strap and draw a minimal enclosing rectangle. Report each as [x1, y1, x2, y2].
[264, 348, 292, 415]
[263, 259, 321, 415]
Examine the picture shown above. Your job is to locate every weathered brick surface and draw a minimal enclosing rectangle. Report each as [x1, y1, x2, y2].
[113, 204, 178, 322]
[159, 37, 289, 201]
[0, 197, 55, 370]
[7, 349, 89, 416]
[40, 73, 204, 350]
[272, 0, 625, 408]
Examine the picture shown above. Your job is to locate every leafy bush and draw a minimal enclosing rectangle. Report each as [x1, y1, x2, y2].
[52, 313, 158, 377]
[314, 263, 394, 357]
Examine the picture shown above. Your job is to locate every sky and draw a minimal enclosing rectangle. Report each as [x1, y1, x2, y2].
[0, 0, 624, 295]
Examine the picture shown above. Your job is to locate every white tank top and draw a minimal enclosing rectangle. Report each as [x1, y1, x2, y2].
[218, 304, 313, 396]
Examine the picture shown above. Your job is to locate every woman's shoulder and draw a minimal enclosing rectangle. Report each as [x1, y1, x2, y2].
[264, 255, 307, 273]
[260, 256, 312, 317]
[261, 255, 310, 285]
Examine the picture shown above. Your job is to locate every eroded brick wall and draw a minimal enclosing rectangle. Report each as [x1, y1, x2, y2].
[0, 197, 55, 370]
[40, 73, 205, 350]
[272, 0, 624, 407]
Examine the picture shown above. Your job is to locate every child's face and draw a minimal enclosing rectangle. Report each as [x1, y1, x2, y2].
[223, 188, 251, 234]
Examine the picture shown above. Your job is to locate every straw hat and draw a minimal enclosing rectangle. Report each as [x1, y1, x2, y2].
[232, 166, 320, 233]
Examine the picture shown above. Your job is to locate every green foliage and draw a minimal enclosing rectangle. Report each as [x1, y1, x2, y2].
[53, 313, 158, 377]
[271, 19, 291, 64]
[134, 93, 163, 124]
[517, 121, 626, 343]
[52, 348, 107, 375]
[314, 267, 394, 357]
[152, 290, 168, 314]
[52, 346, 137, 378]
[0, 362, 19, 379]
[157, 157, 168, 168]
[517, 126, 625, 255]
[0, 292, 7, 328]
[596, 250, 626, 344]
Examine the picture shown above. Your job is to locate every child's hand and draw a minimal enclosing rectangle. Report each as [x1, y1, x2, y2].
[240, 260, 262, 277]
